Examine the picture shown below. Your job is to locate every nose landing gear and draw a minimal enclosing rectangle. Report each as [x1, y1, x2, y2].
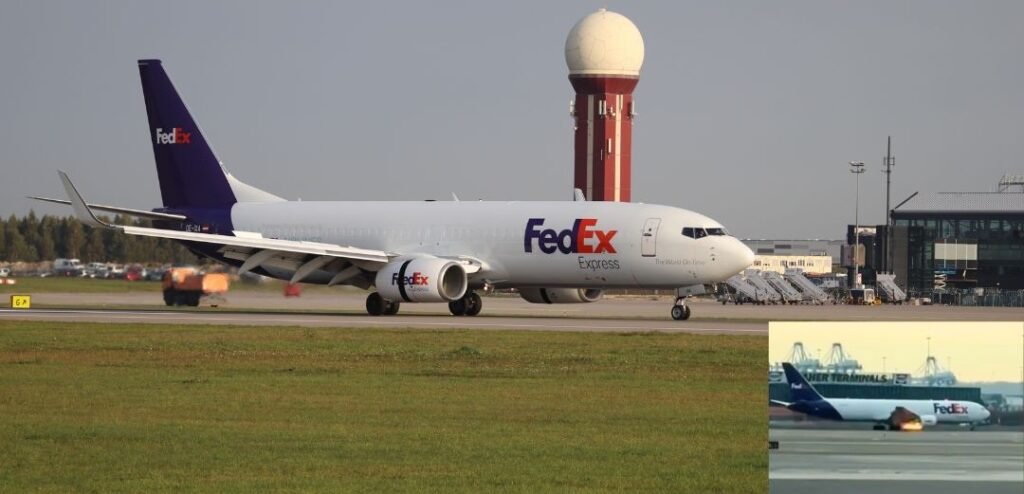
[670, 297, 691, 321]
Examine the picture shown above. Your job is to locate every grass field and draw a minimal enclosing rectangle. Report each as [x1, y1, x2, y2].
[0, 277, 164, 294]
[0, 321, 765, 493]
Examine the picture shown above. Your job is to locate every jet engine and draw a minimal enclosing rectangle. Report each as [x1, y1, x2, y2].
[375, 256, 467, 303]
[518, 288, 603, 304]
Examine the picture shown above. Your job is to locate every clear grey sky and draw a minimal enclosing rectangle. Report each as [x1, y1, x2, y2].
[769, 322, 1024, 383]
[1, 1, 1021, 238]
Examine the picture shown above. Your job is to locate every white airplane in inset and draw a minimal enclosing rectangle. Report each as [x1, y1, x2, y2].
[38, 60, 754, 319]
[774, 363, 990, 430]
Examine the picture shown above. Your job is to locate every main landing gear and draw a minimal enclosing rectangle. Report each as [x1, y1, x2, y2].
[449, 292, 482, 316]
[364, 291, 482, 317]
[365, 292, 400, 316]
[670, 297, 691, 321]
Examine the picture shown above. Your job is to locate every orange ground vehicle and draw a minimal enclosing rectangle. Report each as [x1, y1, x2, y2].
[161, 267, 230, 307]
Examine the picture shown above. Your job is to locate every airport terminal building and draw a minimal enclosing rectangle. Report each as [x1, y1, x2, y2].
[890, 184, 1024, 293]
[846, 177, 1024, 295]
[741, 239, 842, 275]
[768, 370, 983, 403]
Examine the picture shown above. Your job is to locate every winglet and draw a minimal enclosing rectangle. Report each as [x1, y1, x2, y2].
[58, 171, 110, 229]
[573, 188, 586, 202]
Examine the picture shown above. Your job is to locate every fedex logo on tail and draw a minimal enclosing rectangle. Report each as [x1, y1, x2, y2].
[934, 403, 968, 415]
[525, 218, 617, 255]
[155, 127, 191, 145]
[393, 272, 429, 286]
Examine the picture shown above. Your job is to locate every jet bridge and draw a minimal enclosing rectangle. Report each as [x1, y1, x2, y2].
[784, 268, 831, 305]
[762, 271, 803, 304]
[744, 269, 782, 304]
[875, 273, 907, 304]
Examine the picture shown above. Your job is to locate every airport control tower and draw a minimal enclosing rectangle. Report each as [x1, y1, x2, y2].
[565, 8, 644, 202]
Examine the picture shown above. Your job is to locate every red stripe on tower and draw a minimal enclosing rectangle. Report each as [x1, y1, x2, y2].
[565, 9, 644, 202]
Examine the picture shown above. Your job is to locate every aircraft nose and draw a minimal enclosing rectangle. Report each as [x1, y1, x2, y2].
[726, 238, 755, 275]
[982, 408, 991, 419]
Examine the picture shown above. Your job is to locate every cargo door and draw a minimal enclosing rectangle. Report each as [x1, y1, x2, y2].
[641, 218, 661, 257]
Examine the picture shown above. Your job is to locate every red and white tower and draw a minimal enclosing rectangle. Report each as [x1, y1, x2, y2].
[565, 9, 645, 202]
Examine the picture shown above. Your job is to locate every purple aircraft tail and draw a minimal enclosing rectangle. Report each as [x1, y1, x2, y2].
[138, 59, 236, 209]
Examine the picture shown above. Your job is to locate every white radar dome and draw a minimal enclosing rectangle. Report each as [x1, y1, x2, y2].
[565, 8, 645, 77]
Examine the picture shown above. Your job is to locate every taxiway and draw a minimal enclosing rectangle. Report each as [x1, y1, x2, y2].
[770, 428, 1024, 494]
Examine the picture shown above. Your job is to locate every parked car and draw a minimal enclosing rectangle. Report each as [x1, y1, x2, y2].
[53, 258, 84, 277]
[125, 264, 147, 281]
[85, 262, 110, 278]
[146, 267, 167, 282]
[107, 264, 125, 278]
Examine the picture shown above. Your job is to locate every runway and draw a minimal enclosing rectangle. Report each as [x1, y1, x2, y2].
[770, 429, 1024, 494]
[0, 290, 777, 333]
[0, 307, 765, 334]
[3, 288, 1019, 334]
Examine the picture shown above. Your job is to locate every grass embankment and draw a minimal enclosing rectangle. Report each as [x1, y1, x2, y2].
[0, 321, 765, 493]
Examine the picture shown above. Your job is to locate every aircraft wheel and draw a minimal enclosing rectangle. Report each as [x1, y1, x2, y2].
[383, 300, 400, 315]
[163, 289, 176, 306]
[671, 304, 690, 321]
[464, 292, 482, 316]
[448, 298, 467, 316]
[365, 292, 386, 316]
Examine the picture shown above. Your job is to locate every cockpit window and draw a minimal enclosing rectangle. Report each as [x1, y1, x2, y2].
[683, 226, 730, 239]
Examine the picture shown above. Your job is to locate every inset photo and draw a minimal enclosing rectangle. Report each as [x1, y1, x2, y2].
[769, 321, 1024, 494]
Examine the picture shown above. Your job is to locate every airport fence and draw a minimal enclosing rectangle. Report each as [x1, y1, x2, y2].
[907, 288, 1024, 307]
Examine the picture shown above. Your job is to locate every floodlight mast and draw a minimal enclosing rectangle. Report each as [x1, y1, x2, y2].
[882, 137, 895, 272]
[849, 161, 866, 288]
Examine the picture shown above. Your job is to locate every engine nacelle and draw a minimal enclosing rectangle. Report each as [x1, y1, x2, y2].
[518, 288, 603, 304]
[375, 257, 467, 303]
[920, 415, 937, 426]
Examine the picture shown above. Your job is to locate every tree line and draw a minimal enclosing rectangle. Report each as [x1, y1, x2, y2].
[1, 212, 197, 264]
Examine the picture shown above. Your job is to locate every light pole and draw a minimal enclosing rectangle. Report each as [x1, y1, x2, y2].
[849, 161, 865, 288]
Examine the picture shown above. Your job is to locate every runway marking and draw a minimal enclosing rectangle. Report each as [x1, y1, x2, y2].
[0, 309, 767, 333]
[770, 471, 1024, 482]
[775, 440, 1023, 447]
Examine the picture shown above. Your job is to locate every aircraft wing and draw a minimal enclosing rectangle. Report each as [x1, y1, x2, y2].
[769, 400, 791, 407]
[28, 195, 188, 222]
[57, 171, 484, 284]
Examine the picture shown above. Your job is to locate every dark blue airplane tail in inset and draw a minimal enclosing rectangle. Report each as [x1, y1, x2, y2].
[782, 362, 825, 402]
[138, 59, 237, 209]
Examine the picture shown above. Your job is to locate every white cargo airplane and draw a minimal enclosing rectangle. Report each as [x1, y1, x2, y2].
[39, 59, 754, 319]
[774, 363, 990, 430]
